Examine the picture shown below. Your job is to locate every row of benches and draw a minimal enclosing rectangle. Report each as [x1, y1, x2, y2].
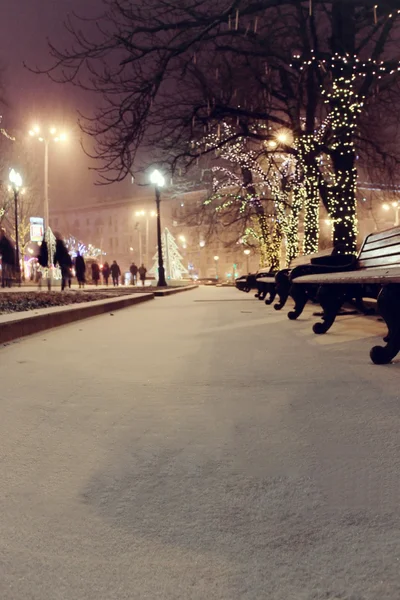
[236, 226, 400, 364]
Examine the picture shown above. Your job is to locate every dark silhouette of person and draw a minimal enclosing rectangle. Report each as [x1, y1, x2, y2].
[91, 261, 100, 286]
[54, 234, 73, 291]
[74, 252, 86, 289]
[138, 263, 147, 286]
[102, 262, 110, 286]
[0, 229, 16, 288]
[110, 260, 121, 286]
[130, 262, 138, 285]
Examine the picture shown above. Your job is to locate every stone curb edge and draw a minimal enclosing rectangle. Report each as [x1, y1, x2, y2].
[154, 284, 198, 297]
[0, 293, 154, 345]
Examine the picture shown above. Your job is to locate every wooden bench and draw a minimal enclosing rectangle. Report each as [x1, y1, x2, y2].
[256, 249, 333, 311]
[292, 226, 400, 364]
[235, 268, 274, 295]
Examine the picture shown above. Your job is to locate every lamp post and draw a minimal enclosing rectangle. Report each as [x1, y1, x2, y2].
[150, 169, 167, 287]
[9, 169, 23, 285]
[214, 255, 219, 280]
[29, 125, 67, 229]
[382, 201, 400, 226]
[244, 249, 251, 273]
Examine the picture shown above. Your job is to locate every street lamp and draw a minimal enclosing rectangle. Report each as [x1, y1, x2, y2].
[150, 169, 167, 287]
[29, 125, 68, 229]
[244, 248, 251, 273]
[9, 169, 23, 284]
[382, 201, 400, 226]
[214, 255, 219, 280]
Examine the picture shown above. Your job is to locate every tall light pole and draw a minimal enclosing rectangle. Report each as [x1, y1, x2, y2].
[9, 169, 23, 285]
[244, 249, 251, 273]
[214, 255, 219, 280]
[135, 209, 156, 266]
[29, 125, 67, 229]
[383, 201, 400, 226]
[150, 169, 167, 287]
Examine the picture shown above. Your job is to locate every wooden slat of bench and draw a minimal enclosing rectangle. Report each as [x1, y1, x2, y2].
[363, 234, 400, 252]
[362, 226, 400, 245]
[293, 266, 400, 285]
[257, 276, 275, 284]
[358, 254, 400, 269]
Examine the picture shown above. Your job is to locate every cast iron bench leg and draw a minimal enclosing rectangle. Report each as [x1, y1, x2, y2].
[274, 270, 290, 311]
[370, 284, 400, 364]
[265, 287, 276, 305]
[313, 284, 345, 334]
[288, 284, 309, 320]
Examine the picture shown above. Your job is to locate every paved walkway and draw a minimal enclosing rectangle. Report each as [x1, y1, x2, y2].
[0, 287, 399, 599]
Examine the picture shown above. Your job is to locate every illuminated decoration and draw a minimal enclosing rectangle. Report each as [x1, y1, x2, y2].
[65, 235, 104, 259]
[289, 43, 400, 255]
[150, 228, 188, 280]
[198, 123, 303, 270]
[322, 68, 360, 255]
[296, 135, 321, 255]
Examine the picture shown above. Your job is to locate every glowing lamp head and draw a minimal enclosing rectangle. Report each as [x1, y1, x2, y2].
[391, 201, 398, 208]
[59, 132, 67, 142]
[179, 235, 186, 242]
[214, 255, 219, 261]
[267, 140, 277, 149]
[9, 168, 22, 189]
[150, 169, 165, 188]
[244, 249, 251, 255]
[33, 125, 40, 134]
[382, 203, 390, 211]
[199, 240, 205, 248]
[277, 132, 289, 144]
[50, 127, 57, 135]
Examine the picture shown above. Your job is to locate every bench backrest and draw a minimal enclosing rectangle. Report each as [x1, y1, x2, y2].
[358, 226, 400, 270]
[290, 248, 333, 270]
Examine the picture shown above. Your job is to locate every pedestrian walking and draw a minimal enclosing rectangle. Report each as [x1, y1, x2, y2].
[129, 262, 138, 285]
[0, 229, 16, 288]
[110, 260, 121, 286]
[91, 261, 100, 286]
[102, 262, 110, 286]
[138, 263, 147, 286]
[54, 234, 73, 291]
[75, 252, 86, 289]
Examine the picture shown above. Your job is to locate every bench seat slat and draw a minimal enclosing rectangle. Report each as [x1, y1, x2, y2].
[293, 266, 400, 285]
[360, 242, 400, 260]
[362, 226, 400, 244]
[362, 234, 400, 253]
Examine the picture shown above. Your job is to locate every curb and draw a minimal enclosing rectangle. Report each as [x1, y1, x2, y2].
[154, 285, 198, 297]
[0, 293, 154, 345]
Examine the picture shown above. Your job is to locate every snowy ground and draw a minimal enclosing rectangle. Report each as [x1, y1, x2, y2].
[0, 286, 399, 600]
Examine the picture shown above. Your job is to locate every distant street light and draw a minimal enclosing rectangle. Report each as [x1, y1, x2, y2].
[150, 169, 167, 287]
[382, 201, 400, 226]
[29, 125, 68, 229]
[244, 248, 251, 272]
[214, 255, 219, 280]
[199, 240, 206, 248]
[9, 168, 23, 285]
[135, 209, 157, 265]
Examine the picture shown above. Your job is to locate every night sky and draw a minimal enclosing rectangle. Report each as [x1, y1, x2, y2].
[0, 0, 130, 207]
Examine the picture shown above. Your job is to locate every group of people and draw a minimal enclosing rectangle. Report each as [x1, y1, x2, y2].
[0, 229, 149, 290]
[129, 262, 147, 286]
[53, 234, 148, 290]
[54, 236, 125, 290]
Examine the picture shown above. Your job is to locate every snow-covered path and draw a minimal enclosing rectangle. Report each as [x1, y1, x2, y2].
[0, 286, 399, 599]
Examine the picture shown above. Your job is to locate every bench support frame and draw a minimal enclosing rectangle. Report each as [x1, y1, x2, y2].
[371, 284, 400, 365]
